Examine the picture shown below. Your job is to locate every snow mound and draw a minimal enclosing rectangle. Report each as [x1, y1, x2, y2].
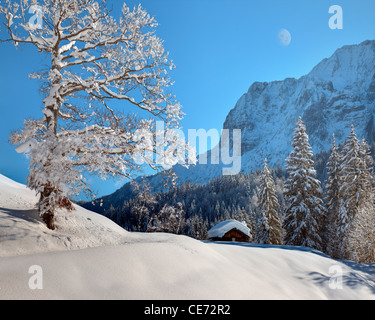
[0, 173, 375, 300]
[0, 173, 135, 258]
[0, 173, 38, 210]
[208, 219, 250, 239]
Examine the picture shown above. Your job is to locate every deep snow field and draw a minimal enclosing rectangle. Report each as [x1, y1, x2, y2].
[0, 173, 374, 300]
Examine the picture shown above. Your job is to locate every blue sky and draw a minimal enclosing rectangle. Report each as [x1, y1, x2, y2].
[0, 0, 375, 199]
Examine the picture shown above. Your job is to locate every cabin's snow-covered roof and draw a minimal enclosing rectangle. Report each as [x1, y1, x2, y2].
[207, 219, 250, 239]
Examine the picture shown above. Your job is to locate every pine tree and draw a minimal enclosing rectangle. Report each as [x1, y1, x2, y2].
[257, 159, 283, 245]
[189, 213, 207, 240]
[249, 210, 257, 243]
[339, 129, 375, 261]
[337, 126, 368, 259]
[283, 117, 326, 251]
[214, 200, 221, 220]
[348, 202, 375, 263]
[351, 138, 375, 262]
[324, 134, 342, 258]
[130, 181, 156, 232]
[239, 207, 254, 242]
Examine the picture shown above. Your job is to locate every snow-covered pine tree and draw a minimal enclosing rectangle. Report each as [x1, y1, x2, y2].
[352, 138, 375, 263]
[337, 126, 373, 260]
[214, 200, 221, 220]
[189, 213, 207, 240]
[283, 117, 326, 251]
[324, 134, 342, 258]
[249, 210, 257, 243]
[130, 181, 156, 232]
[257, 159, 283, 245]
[148, 202, 185, 234]
[239, 207, 254, 242]
[339, 131, 375, 261]
[1, 0, 194, 229]
[348, 201, 375, 263]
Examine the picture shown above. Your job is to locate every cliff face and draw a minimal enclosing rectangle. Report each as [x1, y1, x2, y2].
[222, 40, 375, 173]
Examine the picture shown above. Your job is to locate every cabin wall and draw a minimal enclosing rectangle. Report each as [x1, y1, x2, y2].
[209, 229, 249, 242]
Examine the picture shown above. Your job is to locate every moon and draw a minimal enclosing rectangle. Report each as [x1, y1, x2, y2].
[278, 29, 292, 46]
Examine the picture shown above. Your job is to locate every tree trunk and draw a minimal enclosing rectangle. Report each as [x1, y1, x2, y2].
[40, 185, 56, 230]
[42, 211, 56, 230]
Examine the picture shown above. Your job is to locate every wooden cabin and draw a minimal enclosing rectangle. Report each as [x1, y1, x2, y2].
[207, 219, 250, 242]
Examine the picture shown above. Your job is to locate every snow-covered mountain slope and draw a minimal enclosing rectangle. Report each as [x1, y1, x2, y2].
[227, 39, 375, 172]
[1, 173, 375, 299]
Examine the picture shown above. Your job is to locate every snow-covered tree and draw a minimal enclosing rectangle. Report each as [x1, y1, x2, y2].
[283, 117, 325, 251]
[148, 202, 185, 234]
[338, 127, 375, 260]
[235, 205, 253, 242]
[130, 181, 156, 232]
[348, 202, 375, 263]
[190, 213, 208, 240]
[349, 138, 375, 263]
[1, 0, 194, 229]
[257, 159, 283, 245]
[324, 134, 342, 258]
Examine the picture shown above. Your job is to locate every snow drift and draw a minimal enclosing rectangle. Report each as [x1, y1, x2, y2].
[0, 173, 374, 300]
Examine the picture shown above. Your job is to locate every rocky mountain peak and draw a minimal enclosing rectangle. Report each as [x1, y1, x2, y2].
[221, 40, 375, 174]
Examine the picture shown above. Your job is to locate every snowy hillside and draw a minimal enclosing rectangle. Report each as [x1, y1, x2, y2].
[0, 173, 133, 258]
[1, 173, 375, 300]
